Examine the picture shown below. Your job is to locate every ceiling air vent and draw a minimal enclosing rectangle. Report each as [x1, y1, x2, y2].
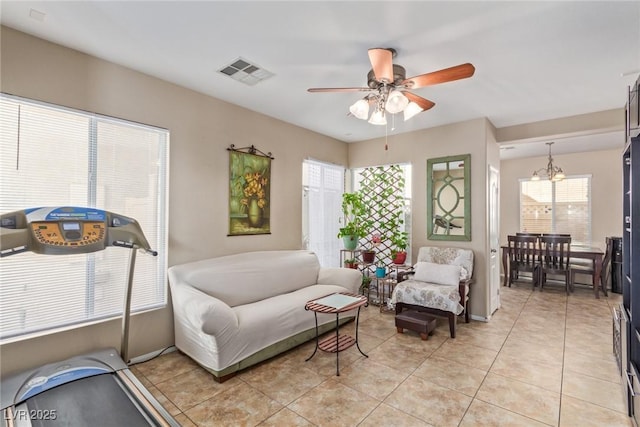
[218, 58, 274, 86]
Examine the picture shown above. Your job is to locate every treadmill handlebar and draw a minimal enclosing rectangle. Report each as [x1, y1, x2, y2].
[112, 240, 158, 256]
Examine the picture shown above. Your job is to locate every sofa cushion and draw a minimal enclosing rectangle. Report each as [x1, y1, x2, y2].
[169, 250, 320, 307]
[413, 261, 461, 286]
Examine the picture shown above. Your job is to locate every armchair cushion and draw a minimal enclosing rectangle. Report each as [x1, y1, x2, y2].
[416, 246, 474, 281]
[413, 262, 461, 286]
[392, 280, 464, 315]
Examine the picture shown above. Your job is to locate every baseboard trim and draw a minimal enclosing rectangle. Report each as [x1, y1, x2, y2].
[470, 314, 489, 322]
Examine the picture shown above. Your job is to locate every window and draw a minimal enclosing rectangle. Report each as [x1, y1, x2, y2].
[0, 94, 169, 341]
[302, 159, 344, 267]
[519, 175, 591, 245]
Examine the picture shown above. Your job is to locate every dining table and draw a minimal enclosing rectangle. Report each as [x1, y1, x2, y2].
[501, 244, 605, 298]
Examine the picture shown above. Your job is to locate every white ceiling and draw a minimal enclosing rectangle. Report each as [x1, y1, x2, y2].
[1, 1, 639, 159]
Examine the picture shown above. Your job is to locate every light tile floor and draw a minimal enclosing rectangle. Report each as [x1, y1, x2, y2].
[134, 283, 631, 426]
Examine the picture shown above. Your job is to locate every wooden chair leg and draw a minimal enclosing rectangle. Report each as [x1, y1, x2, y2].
[447, 312, 456, 338]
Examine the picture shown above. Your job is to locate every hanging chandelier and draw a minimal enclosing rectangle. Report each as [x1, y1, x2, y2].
[531, 142, 565, 181]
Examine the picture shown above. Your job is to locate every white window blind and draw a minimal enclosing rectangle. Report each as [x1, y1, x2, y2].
[0, 94, 169, 341]
[302, 159, 344, 267]
[520, 175, 591, 245]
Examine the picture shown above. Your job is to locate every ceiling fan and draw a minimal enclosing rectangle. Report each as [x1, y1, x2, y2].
[308, 48, 475, 124]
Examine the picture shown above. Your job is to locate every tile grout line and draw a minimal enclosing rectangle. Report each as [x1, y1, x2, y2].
[461, 286, 557, 426]
[557, 290, 569, 427]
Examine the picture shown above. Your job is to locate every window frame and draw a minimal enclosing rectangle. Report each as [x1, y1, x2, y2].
[0, 93, 169, 342]
[518, 174, 592, 245]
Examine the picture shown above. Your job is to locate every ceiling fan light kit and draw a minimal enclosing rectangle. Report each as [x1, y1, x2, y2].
[349, 99, 370, 120]
[403, 102, 424, 121]
[368, 108, 387, 125]
[385, 89, 410, 114]
[308, 47, 475, 126]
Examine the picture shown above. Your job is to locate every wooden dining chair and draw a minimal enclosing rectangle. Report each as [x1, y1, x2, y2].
[570, 237, 611, 296]
[539, 235, 572, 293]
[507, 235, 539, 288]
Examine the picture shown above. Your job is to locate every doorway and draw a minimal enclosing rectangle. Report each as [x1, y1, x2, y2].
[489, 165, 501, 314]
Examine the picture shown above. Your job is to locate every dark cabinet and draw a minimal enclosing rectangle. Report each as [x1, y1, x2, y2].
[622, 75, 640, 421]
[629, 79, 639, 138]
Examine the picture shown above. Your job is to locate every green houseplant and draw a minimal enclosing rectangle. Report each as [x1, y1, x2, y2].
[390, 230, 409, 264]
[360, 275, 372, 293]
[343, 258, 358, 269]
[337, 192, 372, 250]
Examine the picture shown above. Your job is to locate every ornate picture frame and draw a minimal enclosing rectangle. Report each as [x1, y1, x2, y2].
[228, 145, 273, 236]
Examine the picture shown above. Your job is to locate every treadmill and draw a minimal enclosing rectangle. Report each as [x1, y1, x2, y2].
[0, 207, 179, 427]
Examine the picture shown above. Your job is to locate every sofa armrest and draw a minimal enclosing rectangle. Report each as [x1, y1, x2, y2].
[171, 282, 238, 337]
[317, 267, 362, 294]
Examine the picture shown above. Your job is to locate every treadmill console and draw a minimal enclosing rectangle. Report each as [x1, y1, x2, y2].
[31, 221, 106, 249]
[0, 207, 155, 257]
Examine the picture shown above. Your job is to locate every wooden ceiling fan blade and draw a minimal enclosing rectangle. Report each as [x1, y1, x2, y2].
[307, 87, 372, 93]
[368, 48, 394, 83]
[402, 63, 475, 89]
[403, 92, 435, 111]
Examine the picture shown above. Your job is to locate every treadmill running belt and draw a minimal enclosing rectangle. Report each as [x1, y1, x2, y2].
[25, 373, 154, 426]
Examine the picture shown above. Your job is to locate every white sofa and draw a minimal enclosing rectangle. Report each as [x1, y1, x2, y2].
[167, 250, 362, 382]
[390, 246, 474, 338]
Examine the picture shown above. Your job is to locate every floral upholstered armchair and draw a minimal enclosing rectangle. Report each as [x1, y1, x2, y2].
[390, 246, 474, 338]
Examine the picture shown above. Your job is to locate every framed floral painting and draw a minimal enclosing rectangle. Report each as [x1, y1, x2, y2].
[228, 146, 272, 235]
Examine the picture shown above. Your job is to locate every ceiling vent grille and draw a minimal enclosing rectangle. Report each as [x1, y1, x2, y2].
[218, 58, 274, 86]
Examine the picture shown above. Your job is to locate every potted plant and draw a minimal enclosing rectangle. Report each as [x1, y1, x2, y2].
[375, 257, 387, 278]
[337, 192, 372, 250]
[361, 233, 380, 264]
[360, 275, 372, 293]
[343, 258, 358, 269]
[390, 231, 409, 265]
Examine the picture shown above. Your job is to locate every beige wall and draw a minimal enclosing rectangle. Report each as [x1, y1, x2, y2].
[0, 26, 348, 375]
[348, 118, 493, 319]
[496, 109, 621, 144]
[499, 148, 624, 248]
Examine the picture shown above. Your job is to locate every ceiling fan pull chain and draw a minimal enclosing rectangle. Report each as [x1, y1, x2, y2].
[385, 119, 389, 151]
